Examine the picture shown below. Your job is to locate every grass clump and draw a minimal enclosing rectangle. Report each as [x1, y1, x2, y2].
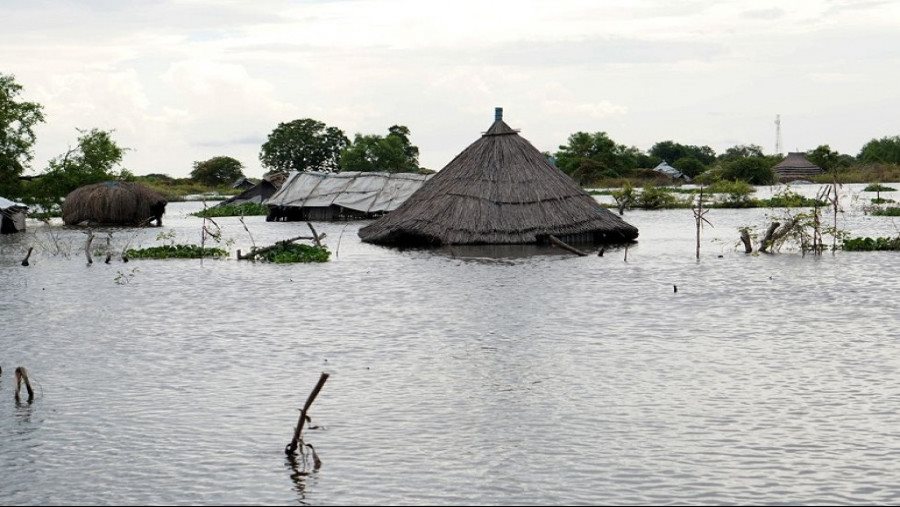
[193, 202, 269, 218]
[260, 243, 330, 263]
[842, 237, 900, 251]
[124, 244, 228, 259]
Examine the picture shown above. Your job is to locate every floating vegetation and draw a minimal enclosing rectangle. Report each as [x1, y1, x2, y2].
[192, 202, 269, 218]
[863, 183, 897, 192]
[842, 236, 900, 251]
[259, 243, 330, 263]
[871, 198, 896, 204]
[871, 207, 900, 216]
[124, 244, 228, 259]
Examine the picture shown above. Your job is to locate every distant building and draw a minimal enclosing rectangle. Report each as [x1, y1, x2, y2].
[231, 177, 256, 190]
[652, 161, 691, 182]
[773, 152, 824, 182]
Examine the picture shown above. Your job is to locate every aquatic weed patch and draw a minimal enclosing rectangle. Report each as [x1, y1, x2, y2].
[260, 243, 330, 263]
[124, 244, 228, 259]
[842, 236, 900, 251]
[871, 207, 900, 216]
[192, 202, 269, 218]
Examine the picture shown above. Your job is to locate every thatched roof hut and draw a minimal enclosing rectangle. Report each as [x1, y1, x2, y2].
[1, 196, 28, 234]
[62, 181, 167, 226]
[773, 152, 823, 182]
[359, 108, 639, 246]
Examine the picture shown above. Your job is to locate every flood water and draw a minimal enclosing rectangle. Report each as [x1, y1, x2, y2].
[1, 183, 899, 504]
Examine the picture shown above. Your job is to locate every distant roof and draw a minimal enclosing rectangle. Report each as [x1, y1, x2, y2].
[652, 161, 690, 181]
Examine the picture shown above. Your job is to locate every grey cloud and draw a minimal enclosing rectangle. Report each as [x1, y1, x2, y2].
[741, 8, 786, 20]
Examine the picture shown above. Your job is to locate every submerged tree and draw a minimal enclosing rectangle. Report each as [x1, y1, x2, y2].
[260, 119, 349, 173]
[858, 136, 900, 164]
[554, 131, 638, 185]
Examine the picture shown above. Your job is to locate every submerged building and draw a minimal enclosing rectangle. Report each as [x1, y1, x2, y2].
[266, 171, 432, 221]
[0, 196, 27, 234]
[773, 152, 824, 182]
[359, 108, 639, 246]
[62, 181, 167, 226]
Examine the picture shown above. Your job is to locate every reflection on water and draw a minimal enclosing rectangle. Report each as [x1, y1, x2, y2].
[1, 183, 900, 504]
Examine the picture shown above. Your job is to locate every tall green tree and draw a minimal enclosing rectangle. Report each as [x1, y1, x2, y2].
[649, 140, 716, 166]
[806, 145, 853, 172]
[719, 144, 765, 161]
[858, 136, 900, 164]
[31, 128, 129, 202]
[259, 118, 348, 173]
[0, 73, 45, 196]
[554, 132, 638, 185]
[720, 157, 776, 185]
[191, 156, 245, 186]
[339, 125, 420, 173]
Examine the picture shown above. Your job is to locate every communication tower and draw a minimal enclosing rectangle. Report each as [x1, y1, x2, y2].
[774, 114, 783, 155]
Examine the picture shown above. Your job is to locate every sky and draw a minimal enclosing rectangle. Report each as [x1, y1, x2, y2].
[2, 0, 898, 178]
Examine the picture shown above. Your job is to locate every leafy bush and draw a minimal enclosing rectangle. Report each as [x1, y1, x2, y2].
[871, 198, 896, 204]
[192, 202, 269, 218]
[842, 236, 900, 251]
[720, 157, 777, 185]
[124, 244, 228, 259]
[763, 188, 824, 208]
[638, 185, 680, 209]
[708, 180, 755, 206]
[260, 243, 330, 263]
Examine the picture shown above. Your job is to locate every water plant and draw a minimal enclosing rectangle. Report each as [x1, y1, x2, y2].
[638, 185, 682, 209]
[124, 244, 228, 259]
[871, 207, 900, 216]
[259, 243, 330, 263]
[863, 183, 896, 192]
[842, 236, 900, 251]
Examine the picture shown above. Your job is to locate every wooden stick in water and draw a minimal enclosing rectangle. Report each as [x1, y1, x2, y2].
[547, 235, 588, 256]
[21, 247, 33, 266]
[15, 367, 34, 403]
[285, 372, 330, 456]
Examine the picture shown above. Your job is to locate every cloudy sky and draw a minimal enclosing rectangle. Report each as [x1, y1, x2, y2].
[2, 0, 898, 178]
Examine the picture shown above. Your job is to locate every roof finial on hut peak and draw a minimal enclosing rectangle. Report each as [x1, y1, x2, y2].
[495, 107, 503, 122]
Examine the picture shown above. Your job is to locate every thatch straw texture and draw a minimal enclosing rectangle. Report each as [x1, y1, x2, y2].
[359, 116, 639, 246]
[773, 152, 824, 182]
[62, 181, 167, 226]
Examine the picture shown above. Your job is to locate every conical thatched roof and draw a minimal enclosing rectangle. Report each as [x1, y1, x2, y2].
[62, 181, 167, 226]
[359, 109, 638, 246]
[773, 152, 823, 182]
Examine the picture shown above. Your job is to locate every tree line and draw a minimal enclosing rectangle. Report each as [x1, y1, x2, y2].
[3, 71, 900, 205]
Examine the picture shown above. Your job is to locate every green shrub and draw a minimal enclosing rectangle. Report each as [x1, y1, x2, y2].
[721, 158, 776, 185]
[638, 185, 680, 209]
[708, 180, 755, 206]
[763, 188, 824, 208]
[871, 198, 896, 204]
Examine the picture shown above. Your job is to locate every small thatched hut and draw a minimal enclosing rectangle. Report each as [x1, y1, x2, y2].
[1, 196, 28, 234]
[62, 181, 167, 226]
[359, 108, 639, 246]
[773, 152, 824, 182]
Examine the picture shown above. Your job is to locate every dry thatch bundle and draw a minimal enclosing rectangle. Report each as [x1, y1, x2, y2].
[62, 181, 167, 226]
[359, 109, 639, 246]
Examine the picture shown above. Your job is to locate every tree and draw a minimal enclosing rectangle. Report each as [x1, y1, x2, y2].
[673, 157, 706, 178]
[649, 140, 716, 166]
[806, 145, 853, 172]
[191, 156, 245, 186]
[858, 136, 900, 164]
[339, 125, 420, 173]
[720, 157, 776, 185]
[31, 128, 129, 202]
[719, 144, 765, 161]
[260, 119, 348, 173]
[554, 132, 639, 185]
[0, 73, 45, 196]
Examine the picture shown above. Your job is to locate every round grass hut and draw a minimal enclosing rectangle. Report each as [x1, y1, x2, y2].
[359, 108, 639, 246]
[62, 181, 167, 226]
